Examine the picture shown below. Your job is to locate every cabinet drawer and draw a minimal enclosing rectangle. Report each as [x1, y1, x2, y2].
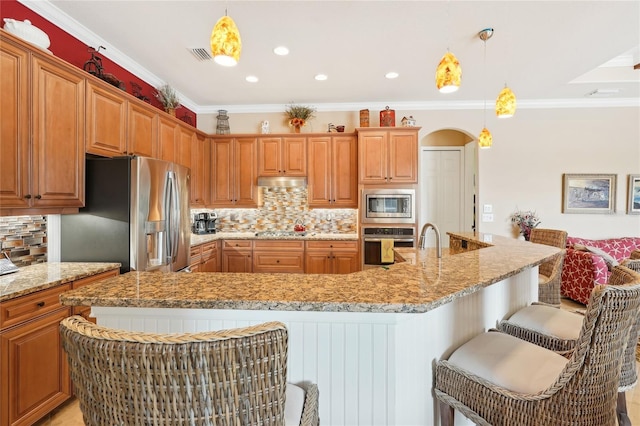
[253, 240, 304, 251]
[253, 251, 304, 273]
[72, 269, 119, 289]
[306, 241, 358, 251]
[223, 240, 253, 249]
[1, 284, 71, 330]
[190, 244, 203, 262]
[201, 241, 218, 258]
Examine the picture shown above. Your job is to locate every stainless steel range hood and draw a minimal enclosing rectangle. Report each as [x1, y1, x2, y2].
[257, 176, 307, 187]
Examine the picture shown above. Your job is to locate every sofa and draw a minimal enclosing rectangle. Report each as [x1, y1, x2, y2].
[560, 236, 640, 305]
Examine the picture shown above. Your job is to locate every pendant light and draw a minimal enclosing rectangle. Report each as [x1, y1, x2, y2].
[496, 85, 517, 118]
[435, 51, 462, 93]
[478, 28, 493, 149]
[210, 9, 242, 66]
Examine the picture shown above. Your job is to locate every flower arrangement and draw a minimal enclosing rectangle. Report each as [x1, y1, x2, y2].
[285, 104, 316, 131]
[154, 84, 180, 111]
[510, 209, 541, 241]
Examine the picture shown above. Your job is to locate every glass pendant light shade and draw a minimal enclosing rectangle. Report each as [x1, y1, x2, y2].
[496, 86, 517, 118]
[435, 51, 462, 93]
[210, 15, 242, 66]
[478, 127, 492, 149]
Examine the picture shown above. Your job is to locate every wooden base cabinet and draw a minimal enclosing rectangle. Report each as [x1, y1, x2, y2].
[305, 241, 359, 274]
[0, 285, 72, 426]
[222, 240, 253, 272]
[190, 241, 220, 272]
[253, 240, 304, 273]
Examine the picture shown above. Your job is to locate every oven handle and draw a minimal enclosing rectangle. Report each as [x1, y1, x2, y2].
[363, 238, 415, 243]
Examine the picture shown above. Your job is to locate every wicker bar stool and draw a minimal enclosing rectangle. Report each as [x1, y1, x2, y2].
[434, 265, 640, 426]
[60, 317, 319, 426]
[529, 228, 568, 306]
[497, 264, 640, 426]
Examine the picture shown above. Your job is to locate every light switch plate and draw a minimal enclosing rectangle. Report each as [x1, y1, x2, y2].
[483, 204, 493, 213]
[482, 213, 494, 222]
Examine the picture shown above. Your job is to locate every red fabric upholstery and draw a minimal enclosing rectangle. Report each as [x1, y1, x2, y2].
[561, 237, 640, 304]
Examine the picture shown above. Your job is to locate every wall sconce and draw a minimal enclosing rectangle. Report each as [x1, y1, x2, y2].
[210, 11, 242, 66]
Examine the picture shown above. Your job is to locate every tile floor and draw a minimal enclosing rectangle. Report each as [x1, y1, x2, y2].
[34, 297, 640, 425]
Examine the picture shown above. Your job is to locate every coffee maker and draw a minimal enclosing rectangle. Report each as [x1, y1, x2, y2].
[192, 212, 217, 234]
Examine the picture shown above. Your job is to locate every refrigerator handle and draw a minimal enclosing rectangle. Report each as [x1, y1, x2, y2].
[166, 171, 180, 263]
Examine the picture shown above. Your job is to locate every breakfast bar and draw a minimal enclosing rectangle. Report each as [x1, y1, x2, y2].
[59, 232, 561, 426]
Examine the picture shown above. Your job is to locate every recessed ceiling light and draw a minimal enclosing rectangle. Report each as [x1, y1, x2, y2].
[315, 74, 328, 81]
[245, 75, 259, 83]
[273, 46, 289, 56]
[385, 72, 399, 79]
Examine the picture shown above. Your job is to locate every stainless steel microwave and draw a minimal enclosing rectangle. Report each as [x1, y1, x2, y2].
[362, 189, 415, 224]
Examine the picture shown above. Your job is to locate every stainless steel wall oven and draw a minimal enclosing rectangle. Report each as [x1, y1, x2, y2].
[362, 227, 415, 268]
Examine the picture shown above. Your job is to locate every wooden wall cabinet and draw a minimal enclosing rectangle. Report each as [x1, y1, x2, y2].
[304, 240, 359, 274]
[1, 33, 85, 213]
[222, 240, 253, 272]
[358, 128, 419, 184]
[257, 136, 306, 176]
[85, 79, 127, 157]
[127, 101, 158, 158]
[253, 240, 305, 273]
[308, 135, 358, 208]
[158, 115, 178, 163]
[190, 134, 210, 207]
[211, 137, 257, 207]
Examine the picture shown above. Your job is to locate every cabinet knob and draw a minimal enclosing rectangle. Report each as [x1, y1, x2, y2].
[36, 301, 45, 307]
[35, 195, 42, 199]
[276, 260, 280, 263]
[24, 194, 32, 199]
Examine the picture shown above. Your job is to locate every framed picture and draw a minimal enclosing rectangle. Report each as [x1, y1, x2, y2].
[628, 174, 640, 215]
[562, 173, 616, 214]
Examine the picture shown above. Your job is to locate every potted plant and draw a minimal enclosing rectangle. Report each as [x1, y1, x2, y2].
[285, 103, 316, 133]
[154, 84, 180, 116]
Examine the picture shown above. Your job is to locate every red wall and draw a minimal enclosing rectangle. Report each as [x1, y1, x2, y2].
[1, 0, 196, 126]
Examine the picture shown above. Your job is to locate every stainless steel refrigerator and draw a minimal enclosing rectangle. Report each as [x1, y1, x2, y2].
[61, 156, 191, 274]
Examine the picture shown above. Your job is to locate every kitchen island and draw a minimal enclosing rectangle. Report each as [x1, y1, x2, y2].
[59, 232, 561, 426]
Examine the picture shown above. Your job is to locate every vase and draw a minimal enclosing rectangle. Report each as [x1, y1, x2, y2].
[293, 124, 301, 133]
[166, 108, 176, 117]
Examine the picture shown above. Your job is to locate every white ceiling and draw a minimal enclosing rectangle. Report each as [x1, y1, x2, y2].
[22, 0, 640, 114]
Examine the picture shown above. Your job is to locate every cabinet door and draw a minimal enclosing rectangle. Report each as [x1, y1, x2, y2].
[222, 250, 252, 272]
[128, 102, 158, 157]
[388, 130, 418, 183]
[0, 309, 71, 426]
[0, 37, 30, 209]
[234, 137, 257, 207]
[211, 138, 234, 206]
[257, 137, 281, 176]
[333, 252, 360, 274]
[281, 137, 306, 176]
[304, 252, 331, 274]
[332, 136, 358, 207]
[358, 131, 388, 184]
[176, 126, 193, 170]
[158, 115, 177, 163]
[31, 54, 85, 208]
[190, 134, 210, 207]
[307, 137, 331, 207]
[85, 80, 127, 157]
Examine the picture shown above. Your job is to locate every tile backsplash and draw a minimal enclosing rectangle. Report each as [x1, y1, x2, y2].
[192, 186, 357, 233]
[0, 215, 47, 267]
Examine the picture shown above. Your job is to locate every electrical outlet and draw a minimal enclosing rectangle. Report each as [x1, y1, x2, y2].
[483, 204, 493, 213]
[482, 213, 494, 222]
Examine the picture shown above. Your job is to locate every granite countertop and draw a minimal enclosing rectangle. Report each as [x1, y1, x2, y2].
[190, 232, 358, 246]
[60, 232, 561, 314]
[0, 262, 121, 302]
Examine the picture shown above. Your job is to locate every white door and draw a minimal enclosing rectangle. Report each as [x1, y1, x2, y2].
[419, 148, 463, 248]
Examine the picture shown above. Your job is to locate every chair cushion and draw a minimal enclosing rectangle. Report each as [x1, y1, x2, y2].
[447, 331, 569, 394]
[285, 383, 306, 426]
[539, 274, 550, 285]
[507, 304, 583, 341]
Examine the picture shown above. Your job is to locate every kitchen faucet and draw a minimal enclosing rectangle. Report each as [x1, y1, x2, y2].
[418, 222, 442, 258]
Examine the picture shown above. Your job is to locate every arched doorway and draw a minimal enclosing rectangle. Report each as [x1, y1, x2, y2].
[418, 129, 477, 248]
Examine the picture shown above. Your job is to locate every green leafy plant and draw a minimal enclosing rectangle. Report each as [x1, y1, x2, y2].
[284, 103, 316, 124]
[154, 84, 180, 109]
